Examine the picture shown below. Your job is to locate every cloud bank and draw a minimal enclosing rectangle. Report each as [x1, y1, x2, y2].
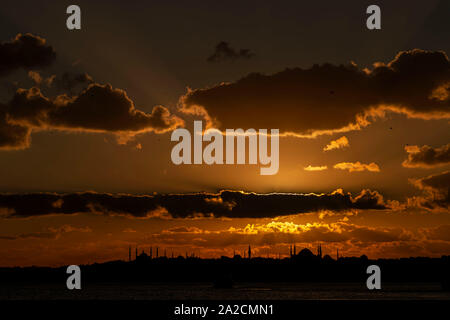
[409, 171, 450, 211]
[207, 41, 255, 62]
[403, 143, 450, 168]
[323, 136, 349, 151]
[0, 224, 91, 240]
[1, 84, 184, 150]
[0, 189, 387, 219]
[333, 162, 380, 172]
[0, 33, 56, 76]
[304, 165, 328, 171]
[182, 49, 450, 137]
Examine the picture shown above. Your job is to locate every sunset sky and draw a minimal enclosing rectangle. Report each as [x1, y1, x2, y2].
[0, 0, 449, 267]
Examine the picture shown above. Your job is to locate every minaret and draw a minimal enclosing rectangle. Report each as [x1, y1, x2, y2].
[150, 247, 153, 259]
[293, 244, 296, 256]
[135, 247, 138, 260]
[156, 247, 159, 258]
[248, 245, 251, 259]
[337, 249, 339, 260]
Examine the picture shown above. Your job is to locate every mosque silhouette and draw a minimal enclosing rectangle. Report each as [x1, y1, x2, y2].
[1, 244, 449, 291]
[129, 244, 332, 263]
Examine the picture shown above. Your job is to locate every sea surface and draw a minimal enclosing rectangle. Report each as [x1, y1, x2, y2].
[1, 282, 449, 300]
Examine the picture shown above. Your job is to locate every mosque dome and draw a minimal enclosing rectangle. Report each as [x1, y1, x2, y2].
[297, 248, 315, 258]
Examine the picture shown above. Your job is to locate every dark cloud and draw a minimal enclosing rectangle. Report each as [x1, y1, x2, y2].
[351, 189, 385, 209]
[56, 72, 94, 94]
[0, 34, 182, 148]
[403, 143, 450, 168]
[0, 106, 31, 150]
[183, 49, 450, 136]
[0, 33, 56, 76]
[207, 41, 255, 62]
[0, 189, 387, 219]
[0, 83, 183, 149]
[409, 171, 450, 210]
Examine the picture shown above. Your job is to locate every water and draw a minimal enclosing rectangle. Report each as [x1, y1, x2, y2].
[1, 282, 449, 300]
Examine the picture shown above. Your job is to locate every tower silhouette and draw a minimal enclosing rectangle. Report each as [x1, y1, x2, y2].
[129, 246, 131, 262]
[248, 245, 251, 259]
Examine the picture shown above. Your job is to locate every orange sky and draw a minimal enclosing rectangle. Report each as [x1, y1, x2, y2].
[0, 1, 449, 267]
